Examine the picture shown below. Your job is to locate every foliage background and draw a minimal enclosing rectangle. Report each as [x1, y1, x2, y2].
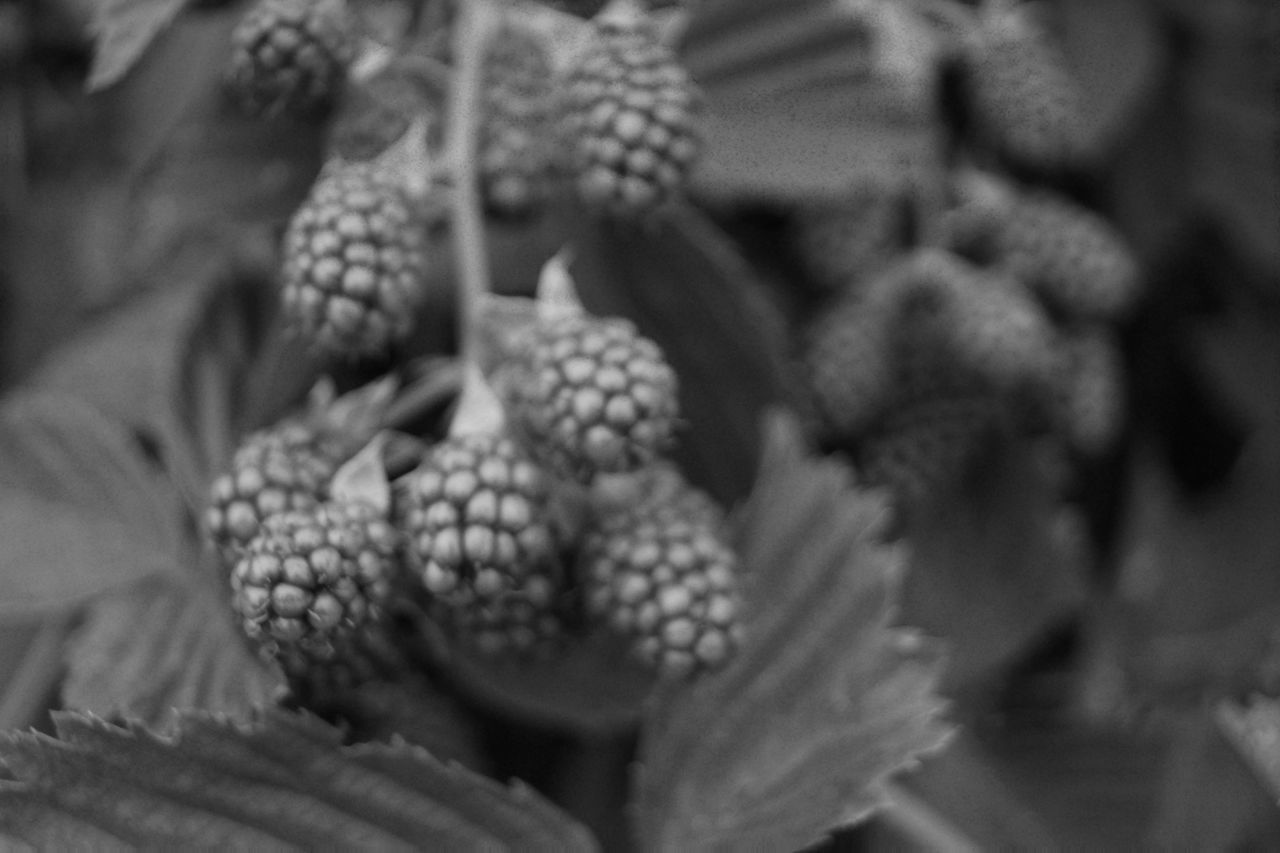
[0, 0, 1278, 847]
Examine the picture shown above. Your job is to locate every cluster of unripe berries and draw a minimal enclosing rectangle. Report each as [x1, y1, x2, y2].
[205, 294, 743, 697]
[224, 0, 702, 361]
[789, 3, 1138, 506]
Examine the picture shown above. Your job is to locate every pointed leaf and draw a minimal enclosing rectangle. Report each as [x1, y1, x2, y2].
[569, 209, 795, 505]
[87, 0, 187, 91]
[0, 394, 186, 620]
[681, 0, 945, 202]
[61, 572, 283, 731]
[0, 710, 598, 851]
[634, 412, 952, 851]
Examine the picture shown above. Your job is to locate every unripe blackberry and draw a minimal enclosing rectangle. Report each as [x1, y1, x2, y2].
[995, 191, 1141, 321]
[791, 186, 911, 293]
[206, 421, 347, 557]
[563, 20, 701, 216]
[960, 9, 1087, 171]
[942, 267, 1058, 395]
[1055, 327, 1126, 455]
[510, 312, 679, 481]
[231, 501, 400, 664]
[226, 0, 356, 119]
[282, 162, 426, 359]
[479, 28, 558, 218]
[277, 616, 408, 707]
[400, 434, 567, 656]
[580, 498, 741, 679]
[801, 291, 895, 441]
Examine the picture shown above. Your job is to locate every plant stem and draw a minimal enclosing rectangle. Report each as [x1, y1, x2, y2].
[446, 0, 499, 368]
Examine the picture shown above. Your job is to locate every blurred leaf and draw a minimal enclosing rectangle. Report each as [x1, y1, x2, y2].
[61, 573, 283, 732]
[570, 208, 796, 506]
[634, 413, 951, 851]
[1173, 1, 1280, 277]
[1053, 0, 1166, 155]
[1149, 712, 1280, 847]
[87, 0, 187, 92]
[1217, 697, 1280, 803]
[433, 630, 658, 735]
[0, 709, 599, 851]
[900, 439, 1089, 690]
[680, 0, 945, 202]
[0, 394, 185, 621]
[1100, 300, 1280, 709]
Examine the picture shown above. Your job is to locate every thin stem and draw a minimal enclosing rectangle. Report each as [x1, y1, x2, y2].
[446, 0, 500, 368]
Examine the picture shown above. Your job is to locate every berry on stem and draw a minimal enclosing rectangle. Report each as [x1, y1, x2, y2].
[226, 0, 357, 119]
[281, 161, 427, 360]
[231, 501, 401, 665]
[562, 16, 702, 217]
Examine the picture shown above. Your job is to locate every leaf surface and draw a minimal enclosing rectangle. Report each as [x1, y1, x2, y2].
[87, 0, 187, 91]
[0, 394, 186, 620]
[680, 0, 944, 202]
[634, 413, 951, 851]
[0, 710, 598, 851]
[61, 573, 283, 732]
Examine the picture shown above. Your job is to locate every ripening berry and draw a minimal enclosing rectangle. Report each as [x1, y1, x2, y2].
[225, 0, 357, 118]
[399, 433, 567, 656]
[580, 491, 741, 679]
[1054, 326, 1126, 455]
[563, 19, 702, 216]
[960, 8, 1087, 171]
[281, 162, 426, 360]
[801, 292, 896, 441]
[206, 420, 348, 558]
[508, 312, 679, 481]
[231, 501, 400, 664]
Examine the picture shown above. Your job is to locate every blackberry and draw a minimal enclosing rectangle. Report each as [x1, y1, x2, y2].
[226, 0, 357, 119]
[563, 19, 701, 216]
[399, 433, 567, 656]
[801, 291, 896, 441]
[231, 501, 400, 664]
[791, 185, 911, 292]
[509, 311, 679, 481]
[206, 420, 348, 557]
[281, 161, 426, 359]
[580, 493, 741, 678]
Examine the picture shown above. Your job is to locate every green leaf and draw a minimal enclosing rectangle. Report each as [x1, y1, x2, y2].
[680, 0, 945, 202]
[0, 394, 186, 620]
[1217, 697, 1280, 804]
[570, 209, 796, 506]
[899, 438, 1089, 690]
[634, 412, 952, 851]
[433, 630, 659, 735]
[61, 574, 284, 732]
[0, 710, 599, 851]
[87, 0, 188, 91]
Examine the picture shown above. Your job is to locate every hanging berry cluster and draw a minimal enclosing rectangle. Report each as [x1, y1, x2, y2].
[204, 0, 739, 707]
[787, 0, 1141, 509]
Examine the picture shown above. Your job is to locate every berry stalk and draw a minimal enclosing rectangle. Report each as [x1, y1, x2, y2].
[446, 0, 501, 367]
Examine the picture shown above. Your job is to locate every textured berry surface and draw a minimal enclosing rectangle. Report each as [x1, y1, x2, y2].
[226, 0, 355, 118]
[1055, 327, 1126, 455]
[479, 28, 559, 218]
[231, 502, 400, 663]
[580, 496, 741, 678]
[282, 163, 426, 359]
[942, 266, 1057, 394]
[791, 186, 910, 292]
[400, 433, 566, 655]
[996, 191, 1141, 321]
[563, 21, 701, 216]
[511, 312, 679, 480]
[206, 421, 347, 556]
[801, 292, 895, 441]
[961, 11, 1086, 171]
